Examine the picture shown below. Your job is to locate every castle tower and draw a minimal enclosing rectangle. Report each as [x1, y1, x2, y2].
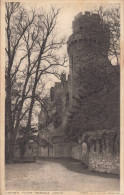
[67, 11, 110, 105]
[60, 72, 66, 86]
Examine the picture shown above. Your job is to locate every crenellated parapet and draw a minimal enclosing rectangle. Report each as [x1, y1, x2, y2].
[67, 11, 112, 106]
[67, 11, 110, 55]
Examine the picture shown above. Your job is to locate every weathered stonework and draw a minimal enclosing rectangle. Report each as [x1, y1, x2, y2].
[67, 12, 110, 106]
[39, 73, 69, 130]
[78, 129, 120, 174]
[38, 11, 120, 175]
[71, 130, 120, 174]
[88, 153, 120, 174]
[66, 11, 120, 174]
[71, 143, 82, 161]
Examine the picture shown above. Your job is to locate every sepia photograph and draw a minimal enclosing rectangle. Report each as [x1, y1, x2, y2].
[0, 0, 123, 194]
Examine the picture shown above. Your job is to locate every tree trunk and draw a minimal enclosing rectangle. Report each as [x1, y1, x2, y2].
[26, 88, 36, 129]
[13, 75, 30, 138]
[5, 76, 16, 162]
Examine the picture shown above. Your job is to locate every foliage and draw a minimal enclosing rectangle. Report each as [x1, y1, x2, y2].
[94, 6, 120, 65]
[65, 59, 120, 141]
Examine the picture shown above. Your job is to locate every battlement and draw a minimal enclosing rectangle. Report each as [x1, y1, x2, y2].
[60, 72, 66, 82]
[67, 11, 110, 54]
[72, 11, 103, 33]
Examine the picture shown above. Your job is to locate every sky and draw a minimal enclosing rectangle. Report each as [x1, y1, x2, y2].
[23, 1, 119, 88]
[20, 1, 120, 125]
[24, 1, 119, 39]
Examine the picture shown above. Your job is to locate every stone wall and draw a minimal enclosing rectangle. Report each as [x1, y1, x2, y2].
[67, 11, 120, 175]
[88, 152, 120, 174]
[67, 12, 110, 107]
[14, 144, 20, 158]
[14, 142, 38, 159]
[71, 145, 120, 175]
[71, 131, 120, 175]
[39, 73, 69, 130]
[38, 146, 49, 158]
[52, 143, 72, 158]
[38, 142, 72, 158]
[71, 143, 82, 160]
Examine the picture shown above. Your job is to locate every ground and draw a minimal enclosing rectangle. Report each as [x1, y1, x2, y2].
[6, 158, 120, 192]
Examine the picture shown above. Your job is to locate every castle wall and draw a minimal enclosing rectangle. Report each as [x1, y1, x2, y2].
[54, 81, 69, 114]
[71, 143, 82, 161]
[38, 75, 70, 130]
[88, 134, 120, 174]
[52, 143, 72, 158]
[38, 11, 120, 175]
[67, 11, 120, 174]
[14, 142, 38, 159]
[88, 151, 119, 174]
[71, 130, 120, 174]
[67, 12, 110, 107]
[38, 146, 49, 158]
[67, 11, 120, 131]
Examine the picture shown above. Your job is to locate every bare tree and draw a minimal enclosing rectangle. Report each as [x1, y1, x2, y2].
[5, 2, 36, 161]
[94, 6, 120, 65]
[19, 7, 67, 157]
[22, 7, 66, 131]
[5, 3, 67, 161]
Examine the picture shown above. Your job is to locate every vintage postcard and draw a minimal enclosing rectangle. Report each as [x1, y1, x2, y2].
[0, 0, 124, 194]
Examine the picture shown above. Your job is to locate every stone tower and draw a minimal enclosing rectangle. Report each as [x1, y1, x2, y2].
[67, 11, 110, 105]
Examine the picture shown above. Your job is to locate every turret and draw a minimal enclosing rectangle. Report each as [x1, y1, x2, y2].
[67, 11, 110, 105]
[67, 11, 110, 56]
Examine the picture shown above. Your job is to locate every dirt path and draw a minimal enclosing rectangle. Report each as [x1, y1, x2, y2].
[6, 158, 120, 192]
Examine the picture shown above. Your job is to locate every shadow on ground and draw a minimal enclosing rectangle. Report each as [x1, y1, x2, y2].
[36, 157, 119, 179]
